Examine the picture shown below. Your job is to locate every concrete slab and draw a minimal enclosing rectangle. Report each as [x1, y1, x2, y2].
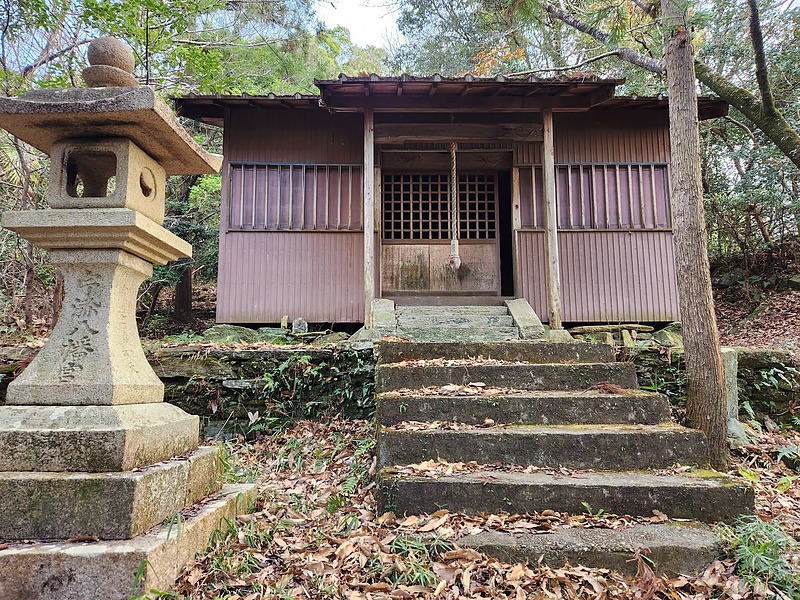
[378, 340, 614, 364]
[0, 403, 199, 471]
[377, 390, 671, 426]
[380, 469, 753, 523]
[0, 483, 257, 600]
[459, 523, 720, 576]
[378, 424, 709, 469]
[0, 446, 222, 540]
[396, 327, 520, 342]
[377, 362, 639, 393]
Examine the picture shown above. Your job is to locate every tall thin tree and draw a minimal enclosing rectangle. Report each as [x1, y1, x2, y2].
[661, 0, 729, 470]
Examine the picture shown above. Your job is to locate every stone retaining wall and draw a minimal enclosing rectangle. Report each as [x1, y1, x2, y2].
[1, 343, 377, 433]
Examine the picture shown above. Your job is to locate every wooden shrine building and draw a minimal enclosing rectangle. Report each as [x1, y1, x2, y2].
[175, 75, 726, 327]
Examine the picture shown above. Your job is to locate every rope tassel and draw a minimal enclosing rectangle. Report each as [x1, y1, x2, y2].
[449, 142, 461, 270]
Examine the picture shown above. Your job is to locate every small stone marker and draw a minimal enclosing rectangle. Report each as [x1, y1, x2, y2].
[0, 38, 252, 600]
[292, 316, 309, 333]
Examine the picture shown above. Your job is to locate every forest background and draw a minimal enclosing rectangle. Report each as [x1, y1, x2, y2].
[0, 0, 798, 337]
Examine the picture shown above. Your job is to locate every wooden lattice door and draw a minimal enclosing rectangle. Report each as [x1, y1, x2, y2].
[381, 172, 501, 296]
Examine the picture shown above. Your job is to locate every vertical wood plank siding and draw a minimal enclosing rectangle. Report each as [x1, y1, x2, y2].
[218, 109, 365, 323]
[518, 231, 679, 322]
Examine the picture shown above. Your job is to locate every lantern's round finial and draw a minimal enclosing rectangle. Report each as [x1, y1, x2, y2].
[82, 37, 139, 88]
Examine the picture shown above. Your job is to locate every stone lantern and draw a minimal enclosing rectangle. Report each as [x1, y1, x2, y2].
[0, 38, 254, 599]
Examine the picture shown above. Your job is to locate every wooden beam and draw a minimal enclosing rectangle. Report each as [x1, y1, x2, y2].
[318, 93, 610, 112]
[542, 108, 562, 329]
[363, 109, 376, 328]
[375, 123, 543, 144]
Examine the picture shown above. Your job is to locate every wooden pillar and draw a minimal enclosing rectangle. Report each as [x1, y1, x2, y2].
[542, 108, 562, 329]
[511, 166, 522, 297]
[363, 109, 375, 328]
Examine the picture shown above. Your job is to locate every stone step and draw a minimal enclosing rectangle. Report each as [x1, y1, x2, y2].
[378, 424, 708, 470]
[377, 362, 638, 392]
[459, 524, 721, 576]
[377, 390, 671, 426]
[379, 340, 614, 364]
[379, 469, 753, 523]
[396, 315, 516, 327]
[396, 327, 520, 343]
[0, 446, 221, 540]
[396, 305, 509, 316]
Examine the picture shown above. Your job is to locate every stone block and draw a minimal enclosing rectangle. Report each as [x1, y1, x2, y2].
[0, 446, 221, 540]
[504, 298, 545, 339]
[1, 208, 191, 266]
[6, 250, 165, 406]
[0, 403, 198, 472]
[48, 138, 167, 224]
[0, 483, 257, 600]
[460, 524, 721, 576]
[546, 328, 573, 342]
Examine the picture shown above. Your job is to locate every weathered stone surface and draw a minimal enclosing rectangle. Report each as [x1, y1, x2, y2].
[570, 324, 654, 334]
[377, 362, 639, 393]
[151, 352, 235, 380]
[0, 86, 221, 175]
[5, 250, 166, 406]
[372, 298, 397, 331]
[653, 322, 684, 347]
[735, 347, 798, 371]
[311, 331, 351, 346]
[47, 138, 166, 224]
[576, 331, 614, 345]
[0, 403, 198, 472]
[621, 329, 636, 348]
[87, 36, 136, 73]
[0, 483, 257, 600]
[0, 446, 221, 540]
[380, 470, 753, 523]
[201, 324, 260, 344]
[1, 208, 192, 265]
[378, 424, 709, 470]
[378, 340, 614, 364]
[504, 298, 546, 339]
[292, 317, 308, 334]
[378, 390, 671, 426]
[460, 524, 721, 576]
[82, 64, 138, 87]
[546, 328, 574, 342]
[396, 326, 519, 342]
[788, 274, 800, 290]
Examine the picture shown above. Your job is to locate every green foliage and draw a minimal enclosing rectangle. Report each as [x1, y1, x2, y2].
[372, 533, 453, 587]
[639, 357, 688, 406]
[718, 514, 800, 597]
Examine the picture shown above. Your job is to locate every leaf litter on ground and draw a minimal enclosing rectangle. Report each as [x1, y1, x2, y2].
[169, 419, 798, 599]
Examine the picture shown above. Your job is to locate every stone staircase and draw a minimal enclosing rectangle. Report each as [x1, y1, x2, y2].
[395, 304, 520, 342]
[376, 340, 754, 575]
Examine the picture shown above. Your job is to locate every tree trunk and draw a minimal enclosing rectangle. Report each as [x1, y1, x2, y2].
[173, 260, 193, 323]
[662, 0, 729, 470]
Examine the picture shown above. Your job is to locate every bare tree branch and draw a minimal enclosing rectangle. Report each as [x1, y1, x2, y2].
[542, 2, 666, 74]
[505, 50, 622, 76]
